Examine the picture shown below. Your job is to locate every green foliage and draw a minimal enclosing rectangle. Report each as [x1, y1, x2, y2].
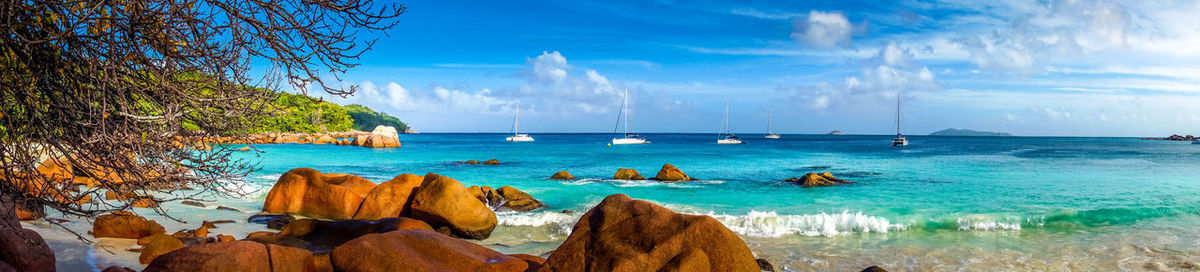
[345, 104, 409, 132]
[252, 93, 404, 133]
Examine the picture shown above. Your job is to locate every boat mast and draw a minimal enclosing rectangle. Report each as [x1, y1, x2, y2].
[767, 113, 773, 134]
[721, 100, 730, 137]
[623, 88, 629, 135]
[513, 104, 520, 136]
[895, 90, 902, 137]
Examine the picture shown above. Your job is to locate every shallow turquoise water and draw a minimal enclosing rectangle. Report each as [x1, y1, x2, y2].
[36, 133, 1200, 271]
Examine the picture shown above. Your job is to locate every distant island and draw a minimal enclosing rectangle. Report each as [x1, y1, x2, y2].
[930, 128, 1012, 137]
[1142, 134, 1195, 141]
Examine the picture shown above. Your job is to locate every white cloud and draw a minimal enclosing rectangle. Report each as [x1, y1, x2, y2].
[784, 41, 937, 111]
[790, 11, 861, 49]
[356, 81, 514, 114]
[530, 51, 569, 83]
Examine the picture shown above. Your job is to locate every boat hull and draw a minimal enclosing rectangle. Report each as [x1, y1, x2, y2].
[506, 135, 535, 142]
[612, 138, 648, 145]
[764, 134, 781, 139]
[717, 139, 743, 145]
[892, 137, 908, 146]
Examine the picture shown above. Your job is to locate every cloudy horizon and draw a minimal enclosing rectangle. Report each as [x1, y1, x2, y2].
[303, 0, 1200, 137]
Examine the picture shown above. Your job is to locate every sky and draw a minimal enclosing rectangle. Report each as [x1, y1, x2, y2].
[301, 0, 1200, 136]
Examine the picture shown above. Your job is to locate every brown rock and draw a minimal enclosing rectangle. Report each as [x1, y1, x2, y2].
[540, 194, 759, 272]
[496, 186, 545, 212]
[462, 160, 481, 165]
[409, 173, 498, 239]
[482, 159, 501, 165]
[101, 266, 136, 272]
[249, 217, 432, 254]
[788, 172, 852, 187]
[757, 259, 775, 272]
[550, 171, 575, 180]
[0, 196, 56, 272]
[180, 200, 205, 207]
[143, 241, 316, 272]
[467, 185, 503, 209]
[352, 173, 423, 220]
[201, 221, 218, 229]
[862, 265, 888, 272]
[511, 254, 546, 269]
[131, 197, 158, 208]
[216, 234, 235, 242]
[248, 214, 295, 230]
[613, 168, 645, 180]
[209, 220, 235, 224]
[654, 163, 693, 181]
[312, 135, 338, 145]
[331, 229, 528, 272]
[92, 211, 166, 239]
[215, 206, 241, 212]
[262, 168, 377, 219]
[245, 231, 277, 240]
[236, 146, 251, 151]
[138, 234, 184, 264]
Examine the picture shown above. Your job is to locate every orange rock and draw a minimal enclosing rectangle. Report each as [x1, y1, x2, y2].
[613, 168, 645, 180]
[262, 168, 377, 219]
[132, 197, 158, 208]
[138, 234, 183, 264]
[550, 171, 575, 180]
[352, 174, 423, 220]
[236, 146, 251, 151]
[216, 234, 235, 242]
[654, 163, 693, 181]
[92, 211, 166, 239]
[143, 241, 315, 272]
[540, 194, 759, 272]
[409, 174, 497, 239]
[330, 229, 528, 272]
[482, 159, 501, 165]
[360, 134, 401, 148]
[312, 135, 338, 145]
[495, 186, 544, 212]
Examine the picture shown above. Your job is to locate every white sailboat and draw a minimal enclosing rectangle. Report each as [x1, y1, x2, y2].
[505, 104, 534, 142]
[764, 113, 781, 139]
[611, 88, 648, 145]
[891, 90, 908, 146]
[717, 100, 743, 144]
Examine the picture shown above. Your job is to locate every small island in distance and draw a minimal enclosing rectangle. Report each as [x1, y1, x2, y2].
[930, 128, 1013, 137]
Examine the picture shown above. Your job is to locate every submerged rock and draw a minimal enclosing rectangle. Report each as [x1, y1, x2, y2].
[180, 200, 205, 208]
[262, 168, 376, 219]
[654, 163, 694, 181]
[550, 171, 575, 180]
[757, 259, 775, 272]
[482, 159, 501, 165]
[613, 168, 645, 180]
[330, 229, 530, 272]
[540, 194, 759, 272]
[787, 172, 852, 187]
[862, 265, 889, 272]
[247, 214, 295, 230]
[92, 211, 166, 239]
[143, 241, 316, 272]
[353, 173, 423, 220]
[409, 173, 497, 239]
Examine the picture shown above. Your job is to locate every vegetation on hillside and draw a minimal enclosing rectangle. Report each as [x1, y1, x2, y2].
[346, 104, 410, 132]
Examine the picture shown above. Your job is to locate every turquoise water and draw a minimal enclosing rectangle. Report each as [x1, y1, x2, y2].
[232, 133, 1200, 270]
[29, 133, 1200, 270]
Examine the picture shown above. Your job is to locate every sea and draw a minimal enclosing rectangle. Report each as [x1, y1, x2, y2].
[24, 133, 1200, 271]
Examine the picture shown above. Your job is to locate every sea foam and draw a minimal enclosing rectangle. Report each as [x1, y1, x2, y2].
[707, 210, 907, 237]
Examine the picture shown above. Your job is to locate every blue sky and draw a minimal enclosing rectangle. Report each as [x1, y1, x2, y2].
[306, 0, 1200, 136]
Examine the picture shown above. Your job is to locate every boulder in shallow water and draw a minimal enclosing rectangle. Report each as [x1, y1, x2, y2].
[613, 168, 645, 180]
[409, 173, 498, 239]
[138, 234, 184, 264]
[330, 229, 529, 272]
[654, 163, 693, 181]
[262, 168, 377, 219]
[461, 160, 481, 165]
[143, 241, 316, 272]
[757, 259, 775, 272]
[92, 211, 166, 239]
[787, 172, 852, 187]
[496, 186, 544, 212]
[482, 159, 501, 165]
[0, 196, 56, 272]
[352, 173, 423, 220]
[540, 194, 759, 272]
[550, 171, 575, 180]
[467, 186, 503, 209]
[359, 133, 401, 148]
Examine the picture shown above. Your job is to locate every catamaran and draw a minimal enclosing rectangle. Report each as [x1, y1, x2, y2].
[717, 100, 743, 144]
[891, 90, 908, 146]
[764, 113, 781, 139]
[505, 104, 534, 142]
[611, 88, 648, 145]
